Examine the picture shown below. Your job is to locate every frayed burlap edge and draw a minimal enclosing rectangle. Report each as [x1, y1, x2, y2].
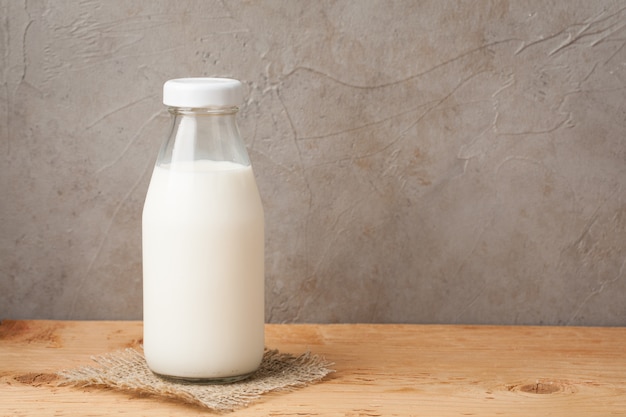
[57, 348, 334, 413]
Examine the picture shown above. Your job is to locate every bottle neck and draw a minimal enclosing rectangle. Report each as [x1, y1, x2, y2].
[157, 106, 250, 167]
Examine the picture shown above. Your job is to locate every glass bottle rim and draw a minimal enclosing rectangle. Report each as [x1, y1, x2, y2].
[167, 106, 239, 115]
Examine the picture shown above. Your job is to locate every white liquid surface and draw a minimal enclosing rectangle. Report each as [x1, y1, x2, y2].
[142, 160, 264, 380]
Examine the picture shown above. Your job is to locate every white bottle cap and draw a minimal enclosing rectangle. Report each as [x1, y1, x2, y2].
[163, 78, 243, 108]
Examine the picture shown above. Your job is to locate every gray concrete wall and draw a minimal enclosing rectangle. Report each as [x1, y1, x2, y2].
[1, 0, 625, 324]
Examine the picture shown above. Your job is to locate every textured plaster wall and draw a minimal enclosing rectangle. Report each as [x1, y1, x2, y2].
[1, 1, 625, 325]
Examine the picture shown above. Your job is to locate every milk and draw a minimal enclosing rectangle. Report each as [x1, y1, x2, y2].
[142, 160, 264, 380]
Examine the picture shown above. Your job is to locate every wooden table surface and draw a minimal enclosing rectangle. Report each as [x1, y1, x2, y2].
[1, 320, 625, 416]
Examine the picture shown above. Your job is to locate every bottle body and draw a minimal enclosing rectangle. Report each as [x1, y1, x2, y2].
[142, 79, 264, 382]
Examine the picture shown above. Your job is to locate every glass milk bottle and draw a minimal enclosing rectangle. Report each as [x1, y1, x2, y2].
[142, 78, 264, 382]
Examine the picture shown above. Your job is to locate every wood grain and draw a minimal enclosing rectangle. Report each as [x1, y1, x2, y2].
[1, 320, 625, 416]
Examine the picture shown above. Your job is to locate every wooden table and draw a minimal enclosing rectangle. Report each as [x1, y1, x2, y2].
[1, 320, 625, 416]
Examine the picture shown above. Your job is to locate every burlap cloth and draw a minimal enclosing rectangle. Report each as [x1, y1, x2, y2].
[58, 348, 334, 413]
